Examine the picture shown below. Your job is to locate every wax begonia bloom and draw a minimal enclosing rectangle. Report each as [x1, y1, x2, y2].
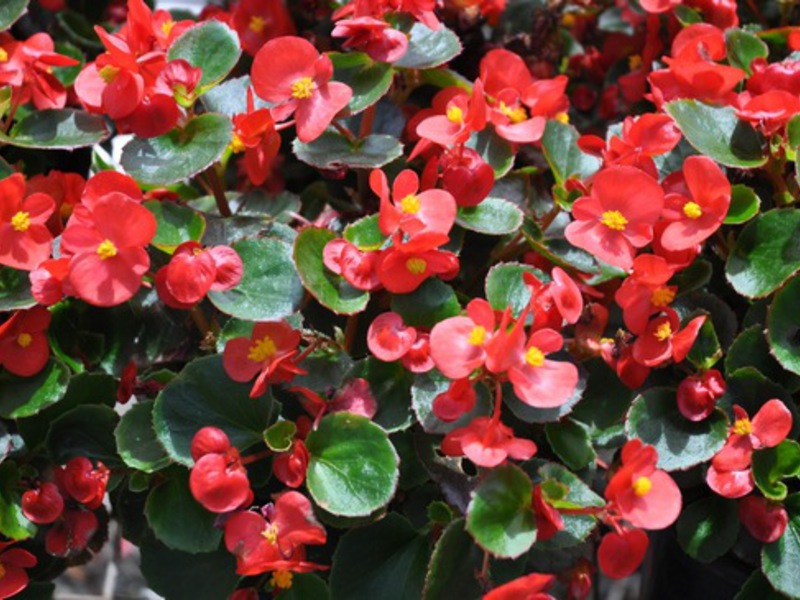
[738, 495, 789, 543]
[508, 329, 579, 409]
[430, 299, 496, 380]
[223, 321, 305, 398]
[45, 508, 99, 558]
[332, 17, 408, 63]
[377, 235, 459, 294]
[532, 485, 565, 542]
[26, 170, 86, 232]
[483, 572, 556, 600]
[367, 311, 417, 362]
[438, 147, 495, 207]
[597, 529, 649, 579]
[190, 452, 252, 514]
[638, 0, 680, 13]
[432, 378, 476, 422]
[273, 440, 309, 489]
[0, 541, 37, 600]
[231, 89, 282, 186]
[224, 492, 327, 576]
[401, 333, 435, 373]
[231, 0, 296, 57]
[441, 416, 537, 468]
[565, 166, 664, 271]
[251, 37, 353, 143]
[191, 426, 232, 462]
[632, 311, 706, 368]
[56, 457, 109, 510]
[479, 49, 534, 98]
[550, 267, 584, 325]
[21, 482, 64, 524]
[0, 173, 55, 271]
[0, 306, 51, 377]
[371, 168, 456, 238]
[322, 238, 382, 291]
[29, 258, 71, 307]
[615, 254, 677, 335]
[677, 369, 726, 422]
[414, 80, 487, 150]
[605, 439, 682, 530]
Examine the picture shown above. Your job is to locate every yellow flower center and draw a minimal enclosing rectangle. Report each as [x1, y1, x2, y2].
[161, 19, 175, 36]
[248, 335, 277, 362]
[683, 201, 703, 219]
[406, 258, 427, 275]
[650, 287, 675, 308]
[629, 54, 643, 70]
[561, 12, 576, 27]
[10, 211, 30, 232]
[654, 322, 672, 341]
[290, 77, 315, 100]
[525, 346, 545, 367]
[270, 570, 293, 590]
[733, 418, 753, 436]
[262, 523, 279, 544]
[632, 476, 652, 497]
[446, 105, 463, 124]
[249, 15, 266, 34]
[17, 333, 32, 348]
[96, 239, 118, 260]
[98, 65, 121, 84]
[555, 112, 570, 124]
[0, 48, 7, 62]
[468, 325, 486, 346]
[498, 102, 527, 124]
[400, 194, 421, 214]
[230, 132, 246, 154]
[600, 210, 628, 231]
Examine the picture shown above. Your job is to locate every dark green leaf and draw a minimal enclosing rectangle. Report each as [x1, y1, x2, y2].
[726, 326, 788, 381]
[394, 23, 462, 69]
[305, 413, 399, 517]
[726, 28, 768, 75]
[278, 574, 330, 600]
[391, 279, 460, 329]
[201, 75, 271, 117]
[665, 100, 766, 168]
[0, 0, 27, 31]
[121, 114, 232, 185]
[0, 109, 110, 149]
[422, 519, 483, 600]
[545, 419, 595, 471]
[167, 21, 241, 90]
[725, 184, 761, 225]
[677, 496, 740, 562]
[0, 358, 69, 419]
[485, 262, 545, 317]
[767, 275, 800, 375]
[350, 358, 413, 432]
[0, 462, 35, 540]
[115, 400, 171, 473]
[331, 52, 394, 114]
[293, 132, 403, 170]
[687, 316, 723, 371]
[144, 200, 206, 253]
[762, 494, 800, 598]
[570, 358, 633, 436]
[541, 119, 602, 184]
[735, 571, 789, 600]
[456, 197, 523, 236]
[752, 440, 800, 501]
[46, 404, 122, 467]
[466, 129, 515, 178]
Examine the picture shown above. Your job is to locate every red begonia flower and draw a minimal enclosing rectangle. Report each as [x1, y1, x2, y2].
[0, 306, 51, 377]
[401, 333, 435, 373]
[432, 378, 476, 422]
[0, 541, 37, 599]
[21, 482, 64, 524]
[231, 0, 296, 57]
[532, 484, 565, 542]
[736, 90, 800, 136]
[26, 170, 86, 234]
[323, 238, 383, 291]
[376, 235, 459, 294]
[615, 254, 677, 335]
[0, 173, 55, 271]
[677, 369, 726, 422]
[332, 17, 408, 63]
[367, 311, 417, 362]
[430, 299, 497, 380]
[231, 88, 282, 186]
[45, 508, 98, 557]
[597, 528, 649, 579]
[508, 329, 579, 409]
[273, 440, 309, 488]
[483, 572, 556, 600]
[738, 495, 789, 543]
[190, 449, 252, 514]
[632, 311, 706, 367]
[191, 426, 233, 462]
[479, 49, 534, 98]
[29, 257, 71, 307]
[748, 57, 800, 96]
[638, 0, 680, 13]
[415, 80, 487, 149]
[328, 378, 378, 419]
[441, 416, 537, 468]
[438, 147, 495, 207]
[56, 457, 109, 510]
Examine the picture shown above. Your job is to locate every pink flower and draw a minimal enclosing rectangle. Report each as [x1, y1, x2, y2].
[441, 416, 537, 468]
[507, 329, 579, 409]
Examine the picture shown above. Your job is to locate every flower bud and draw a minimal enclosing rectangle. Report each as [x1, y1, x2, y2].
[677, 369, 725, 421]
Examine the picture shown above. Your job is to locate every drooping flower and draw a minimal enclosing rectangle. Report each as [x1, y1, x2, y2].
[55, 457, 110, 510]
[273, 440, 309, 489]
[230, 88, 282, 186]
[677, 369, 726, 422]
[323, 238, 383, 291]
[432, 378, 476, 422]
[0, 306, 51, 377]
[21, 482, 64, 524]
[45, 508, 99, 558]
[0, 173, 55, 271]
[441, 416, 537, 468]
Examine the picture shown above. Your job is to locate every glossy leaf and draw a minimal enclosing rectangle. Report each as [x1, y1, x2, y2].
[465, 129, 515, 178]
[167, 21, 241, 90]
[411, 370, 491, 434]
[762, 494, 800, 598]
[293, 132, 403, 170]
[0, 462, 35, 540]
[46, 404, 122, 467]
[767, 275, 800, 376]
[724, 184, 760, 225]
[394, 23, 462, 69]
[144, 201, 206, 254]
[391, 279, 461, 329]
[676, 496, 740, 563]
[115, 400, 171, 473]
[545, 419, 595, 471]
[752, 440, 800, 501]
[541, 119, 602, 184]
[0, 0, 28, 31]
[422, 519, 483, 600]
[0, 358, 69, 419]
[726, 28, 768, 75]
[331, 52, 394, 114]
[0, 109, 110, 149]
[485, 262, 545, 317]
[456, 197, 523, 236]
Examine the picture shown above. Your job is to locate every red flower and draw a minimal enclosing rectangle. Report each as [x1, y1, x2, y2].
[232, 0, 296, 57]
[437, 147, 495, 207]
[738, 495, 789, 543]
[231, 88, 282, 186]
[372, 168, 456, 238]
[414, 81, 487, 149]
[441, 416, 537, 468]
[21, 482, 64, 524]
[677, 369, 726, 422]
[0, 306, 51, 377]
[736, 90, 800, 136]
[273, 440, 309, 488]
[615, 254, 677, 335]
[597, 528, 649, 579]
[483, 572, 556, 600]
[189, 427, 253, 514]
[323, 238, 382, 291]
[45, 508, 98, 557]
[605, 439, 682, 530]
[0, 541, 37, 599]
[367, 312, 417, 362]
[565, 166, 664, 271]
[0, 173, 55, 271]
[26, 170, 86, 234]
[223, 492, 327, 576]
[432, 378, 476, 422]
[377, 234, 459, 294]
[479, 49, 534, 99]
[401, 332, 434, 373]
[531, 484, 565, 542]
[706, 400, 793, 498]
[61, 195, 156, 307]
[332, 17, 408, 63]
[638, 0, 680, 12]
[632, 311, 706, 367]
[251, 37, 352, 143]
[56, 457, 109, 510]
[29, 258, 71, 307]
[223, 321, 305, 398]
[507, 329, 579, 409]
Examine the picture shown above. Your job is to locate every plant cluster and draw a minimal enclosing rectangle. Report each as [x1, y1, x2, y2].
[1, 0, 800, 599]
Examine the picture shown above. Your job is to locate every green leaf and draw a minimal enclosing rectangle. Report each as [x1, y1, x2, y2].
[391, 279, 461, 329]
[331, 52, 394, 114]
[570, 358, 633, 436]
[411, 370, 491, 435]
[140, 537, 239, 600]
[687, 315, 723, 371]
[305, 412, 399, 517]
[208, 237, 303, 321]
[456, 197, 523, 236]
[626, 387, 729, 471]
[343, 214, 387, 250]
[0, 462, 35, 540]
[350, 358, 413, 432]
[330, 513, 430, 600]
[277, 574, 330, 600]
[46, 404, 123, 467]
[485, 262, 545, 318]
[466, 464, 536, 558]
[167, 21, 241, 91]
[726, 209, 800, 298]
[395, 23, 462, 69]
[762, 494, 800, 598]
[788, 114, 800, 149]
[767, 275, 800, 376]
[665, 100, 766, 168]
[293, 132, 403, 170]
[541, 119, 602, 184]
[0, 109, 110, 149]
[726, 325, 789, 381]
[735, 571, 789, 600]
[153, 355, 275, 466]
[0, 358, 69, 419]
[115, 400, 171, 473]
[726, 28, 768, 75]
[545, 420, 595, 471]
[294, 227, 370, 315]
[201, 75, 271, 117]
[466, 129, 515, 178]
[264, 420, 297, 453]
[121, 114, 232, 185]
[0, 0, 27, 31]
[422, 519, 483, 600]
[676, 496, 740, 563]
[144, 200, 206, 253]
[725, 184, 761, 225]
[145, 468, 221, 553]
[752, 440, 800, 501]
[673, 4, 703, 24]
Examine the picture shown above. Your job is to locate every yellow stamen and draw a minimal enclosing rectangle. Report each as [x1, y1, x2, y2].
[525, 346, 545, 367]
[683, 201, 703, 219]
[654, 322, 672, 341]
[632, 476, 652, 496]
[446, 105, 463, 124]
[733, 418, 753, 436]
[629, 55, 643, 71]
[249, 15, 266, 34]
[498, 102, 527, 124]
[650, 287, 675, 308]
[10, 211, 30, 232]
[600, 210, 628, 231]
[270, 570, 293, 590]
[262, 523, 279, 544]
[290, 77, 315, 100]
[96, 239, 117, 260]
[230, 132, 246, 154]
[406, 258, 427, 275]
[600, 337, 615, 345]
[0, 48, 8, 62]
[555, 112, 570, 124]
[399, 194, 421, 215]
[561, 12, 576, 27]
[248, 336, 277, 362]
[98, 65, 120, 84]
[17, 333, 32, 348]
[468, 326, 486, 346]
[161, 19, 175, 37]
